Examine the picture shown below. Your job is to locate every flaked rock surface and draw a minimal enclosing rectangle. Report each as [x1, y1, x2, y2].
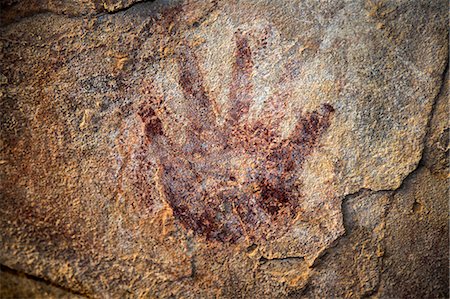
[0, 0, 448, 297]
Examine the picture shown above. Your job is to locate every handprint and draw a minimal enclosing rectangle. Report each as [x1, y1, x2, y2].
[136, 28, 335, 243]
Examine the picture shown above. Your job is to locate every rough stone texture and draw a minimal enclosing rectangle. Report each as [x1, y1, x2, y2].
[0, 0, 143, 25]
[0, 0, 448, 298]
[0, 265, 85, 299]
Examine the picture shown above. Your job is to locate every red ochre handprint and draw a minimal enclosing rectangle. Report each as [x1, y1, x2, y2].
[136, 29, 335, 243]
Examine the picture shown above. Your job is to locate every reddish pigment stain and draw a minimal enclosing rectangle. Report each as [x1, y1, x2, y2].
[138, 106, 163, 140]
[136, 29, 335, 243]
[228, 30, 253, 123]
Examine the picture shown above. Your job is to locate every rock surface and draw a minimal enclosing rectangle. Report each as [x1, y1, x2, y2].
[0, 0, 448, 298]
[0, 0, 144, 24]
[1, 265, 85, 299]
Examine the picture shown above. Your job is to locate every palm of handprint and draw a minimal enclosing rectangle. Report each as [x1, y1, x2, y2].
[138, 29, 334, 243]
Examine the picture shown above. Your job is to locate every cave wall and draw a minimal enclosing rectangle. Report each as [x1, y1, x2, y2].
[0, 0, 448, 298]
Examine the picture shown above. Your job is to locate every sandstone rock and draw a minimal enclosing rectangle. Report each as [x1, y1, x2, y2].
[0, 0, 143, 25]
[0, 265, 85, 299]
[0, 0, 448, 297]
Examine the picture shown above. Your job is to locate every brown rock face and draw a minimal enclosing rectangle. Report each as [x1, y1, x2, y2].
[0, 0, 448, 298]
[0, 0, 144, 24]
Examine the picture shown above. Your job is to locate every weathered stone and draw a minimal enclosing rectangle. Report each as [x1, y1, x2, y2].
[423, 69, 449, 177]
[378, 166, 448, 298]
[0, 0, 144, 25]
[0, 0, 448, 297]
[0, 266, 85, 299]
[306, 191, 391, 298]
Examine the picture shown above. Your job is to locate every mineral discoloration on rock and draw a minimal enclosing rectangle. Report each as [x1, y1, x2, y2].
[0, 0, 448, 297]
